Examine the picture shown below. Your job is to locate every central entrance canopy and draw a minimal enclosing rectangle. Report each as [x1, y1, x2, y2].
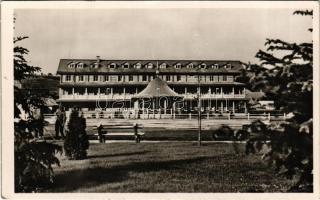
[132, 77, 183, 111]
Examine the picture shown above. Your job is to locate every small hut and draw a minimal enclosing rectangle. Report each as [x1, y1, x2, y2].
[132, 77, 183, 115]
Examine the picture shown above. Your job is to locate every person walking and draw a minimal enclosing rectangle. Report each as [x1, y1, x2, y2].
[55, 106, 66, 139]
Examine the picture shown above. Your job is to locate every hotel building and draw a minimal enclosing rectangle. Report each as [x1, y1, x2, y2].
[57, 57, 248, 117]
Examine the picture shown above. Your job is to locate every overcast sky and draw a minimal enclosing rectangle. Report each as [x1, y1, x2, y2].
[14, 8, 312, 74]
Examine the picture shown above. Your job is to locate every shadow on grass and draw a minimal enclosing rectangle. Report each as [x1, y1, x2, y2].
[50, 156, 210, 192]
[87, 151, 151, 159]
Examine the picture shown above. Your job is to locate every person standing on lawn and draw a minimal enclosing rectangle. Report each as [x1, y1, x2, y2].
[134, 123, 141, 143]
[55, 105, 66, 139]
[97, 122, 105, 143]
[31, 105, 44, 139]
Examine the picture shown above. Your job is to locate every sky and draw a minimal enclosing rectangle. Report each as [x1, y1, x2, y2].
[14, 8, 312, 74]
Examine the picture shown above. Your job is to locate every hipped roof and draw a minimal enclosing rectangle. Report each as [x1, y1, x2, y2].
[133, 77, 182, 98]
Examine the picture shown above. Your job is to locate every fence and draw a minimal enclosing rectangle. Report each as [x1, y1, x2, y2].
[44, 111, 286, 124]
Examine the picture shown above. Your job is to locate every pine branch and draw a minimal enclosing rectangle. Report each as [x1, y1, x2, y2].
[14, 36, 29, 43]
[293, 10, 313, 16]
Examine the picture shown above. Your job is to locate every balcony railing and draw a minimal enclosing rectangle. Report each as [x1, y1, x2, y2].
[184, 93, 245, 99]
[59, 93, 246, 100]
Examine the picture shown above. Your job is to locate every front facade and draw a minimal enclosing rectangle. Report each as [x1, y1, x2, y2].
[57, 57, 248, 116]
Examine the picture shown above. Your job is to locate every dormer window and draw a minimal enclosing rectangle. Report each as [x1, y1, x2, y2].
[109, 63, 117, 69]
[122, 63, 130, 69]
[200, 63, 206, 69]
[213, 64, 219, 69]
[160, 63, 167, 69]
[77, 63, 84, 68]
[68, 63, 76, 68]
[146, 63, 153, 69]
[187, 63, 194, 68]
[135, 63, 142, 69]
[174, 63, 182, 69]
[225, 64, 232, 69]
[91, 62, 99, 69]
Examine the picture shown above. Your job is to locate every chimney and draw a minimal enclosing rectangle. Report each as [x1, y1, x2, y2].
[96, 56, 100, 63]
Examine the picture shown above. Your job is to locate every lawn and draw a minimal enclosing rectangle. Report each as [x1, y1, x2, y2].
[45, 141, 295, 192]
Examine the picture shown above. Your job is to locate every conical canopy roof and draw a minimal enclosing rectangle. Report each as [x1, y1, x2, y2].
[133, 77, 182, 98]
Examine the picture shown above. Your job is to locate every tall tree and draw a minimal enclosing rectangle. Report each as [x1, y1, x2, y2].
[14, 35, 62, 192]
[245, 10, 313, 192]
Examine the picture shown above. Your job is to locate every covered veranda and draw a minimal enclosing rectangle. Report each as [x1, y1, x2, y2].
[132, 77, 183, 118]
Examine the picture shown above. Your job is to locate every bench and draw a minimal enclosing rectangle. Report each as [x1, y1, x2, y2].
[93, 124, 144, 143]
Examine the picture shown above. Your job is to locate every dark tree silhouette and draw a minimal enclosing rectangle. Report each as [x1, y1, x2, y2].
[64, 108, 89, 160]
[243, 10, 313, 192]
[14, 35, 62, 192]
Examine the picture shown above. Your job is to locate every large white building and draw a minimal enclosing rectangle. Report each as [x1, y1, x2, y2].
[57, 57, 249, 118]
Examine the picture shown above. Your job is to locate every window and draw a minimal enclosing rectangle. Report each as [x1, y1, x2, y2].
[106, 88, 110, 95]
[129, 75, 133, 82]
[213, 64, 219, 69]
[209, 75, 214, 81]
[227, 75, 234, 82]
[146, 63, 153, 69]
[135, 63, 142, 69]
[187, 63, 194, 68]
[177, 75, 181, 81]
[66, 75, 71, 81]
[160, 63, 167, 69]
[118, 75, 123, 82]
[225, 64, 232, 69]
[223, 76, 227, 81]
[200, 63, 206, 69]
[166, 75, 171, 81]
[93, 75, 98, 81]
[79, 75, 84, 82]
[91, 63, 99, 68]
[123, 63, 130, 69]
[68, 63, 75, 68]
[104, 75, 109, 82]
[109, 63, 116, 69]
[77, 63, 84, 68]
[175, 63, 182, 69]
[215, 88, 220, 94]
[142, 75, 147, 82]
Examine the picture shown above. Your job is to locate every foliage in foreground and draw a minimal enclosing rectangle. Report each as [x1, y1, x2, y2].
[243, 10, 313, 192]
[64, 108, 89, 160]
[14, 35, 62, 192]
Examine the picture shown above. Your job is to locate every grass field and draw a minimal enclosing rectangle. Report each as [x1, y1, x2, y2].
[45, 141, 295, 193]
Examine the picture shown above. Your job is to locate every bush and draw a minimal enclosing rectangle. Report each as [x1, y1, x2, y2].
[244, 119, 313, 192]
[212, 125, 234, 140]
[64, 109, 89, 160]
